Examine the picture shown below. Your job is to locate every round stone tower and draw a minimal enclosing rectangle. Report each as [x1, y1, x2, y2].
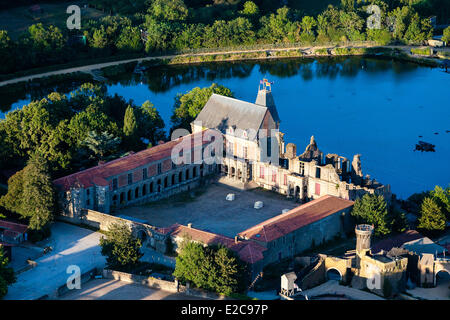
[355, 224, 374, 253]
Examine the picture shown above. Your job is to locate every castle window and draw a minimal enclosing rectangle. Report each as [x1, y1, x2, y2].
[128, 173, 133, 185]
[243, 146, 248, 159]
[112, 178, 118, 190]
[299, 162, 305, 176]
[267, 137, 272, 158]
[157, 163, 162, 174]
[143, 168, 148, 180]
[315, 183, 321, 196]
[315, 167, 321, 179]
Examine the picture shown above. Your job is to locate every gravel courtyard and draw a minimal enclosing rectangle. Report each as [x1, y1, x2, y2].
[117, 183, 298, 238]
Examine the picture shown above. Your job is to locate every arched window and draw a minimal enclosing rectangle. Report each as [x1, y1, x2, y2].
[193, 167, 197, 177]
[120, 192, 125, 204]
[164, 176, 168, 188]
[142, 184, 147, 196]
[185, 169, 189, 180]
[150, 182, 153, 193]
[179, 171, 183, 182]
[127, 190, 132, 201]
[172, 174, 176, 185]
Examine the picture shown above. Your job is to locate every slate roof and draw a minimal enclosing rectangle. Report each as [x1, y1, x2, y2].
[158, 223, 267, 264]
[194, 94, 270, 139]
[402, 237, 446, 255]
[255, 89, 280, 124]
[54, 130, 213, 191]
[238, 195, 354, 243]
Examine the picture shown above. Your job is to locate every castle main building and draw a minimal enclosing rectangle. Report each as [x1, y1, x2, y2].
[54, 81, 391, 216]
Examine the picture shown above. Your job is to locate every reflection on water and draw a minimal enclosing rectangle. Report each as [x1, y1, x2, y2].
[1, 57, 449, 199]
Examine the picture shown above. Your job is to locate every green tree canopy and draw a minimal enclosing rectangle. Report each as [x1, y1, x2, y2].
[173, 240, 243, 295]
[149, 0, 189, 21]
[0, 153, 56, 231]
[0, 246, 16, 299]
[100, 222, 143, 271]
[351, 194, 391, 236]
[443, 26, 450, 44]
[418, 197, 447, 232]
[171, 83, 233, 131]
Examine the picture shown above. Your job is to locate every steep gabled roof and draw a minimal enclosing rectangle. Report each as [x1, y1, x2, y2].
[194, 94, 269, 139]
[238, 195, 354, 243]
[255, 89, 280, 124]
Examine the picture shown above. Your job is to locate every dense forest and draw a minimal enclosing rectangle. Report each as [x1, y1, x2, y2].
[0, 0, 449, 76]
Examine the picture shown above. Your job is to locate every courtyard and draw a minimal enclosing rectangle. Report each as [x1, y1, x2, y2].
[116, 183, 298, 238]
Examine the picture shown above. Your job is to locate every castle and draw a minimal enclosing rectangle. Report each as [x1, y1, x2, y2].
[54, 80, 391, 215]
[54, 81, 393, 275]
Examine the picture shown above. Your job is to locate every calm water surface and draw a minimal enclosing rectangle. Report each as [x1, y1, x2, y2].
[2, 57, 450, 199]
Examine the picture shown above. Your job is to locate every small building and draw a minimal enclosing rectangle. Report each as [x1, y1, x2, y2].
[0, 220, 28, 244]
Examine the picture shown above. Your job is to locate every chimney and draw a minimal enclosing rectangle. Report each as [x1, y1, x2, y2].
[187, 223, 192, 228]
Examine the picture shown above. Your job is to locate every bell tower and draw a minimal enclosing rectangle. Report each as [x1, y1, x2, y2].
[255, 79, 280, 128]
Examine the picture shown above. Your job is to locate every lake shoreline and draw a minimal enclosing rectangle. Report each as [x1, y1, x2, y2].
[1, 43, 447, 88]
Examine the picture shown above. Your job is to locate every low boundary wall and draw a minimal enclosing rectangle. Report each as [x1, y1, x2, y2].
[102, 269, 229, 300]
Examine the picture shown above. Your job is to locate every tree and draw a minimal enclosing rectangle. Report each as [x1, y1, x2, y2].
[81, 131, 121, 162]
[144, 18, 176, 52]
[213, 246, 239, 295]
[0, 30, 15, 74]
[240, 1, 259, 17]
[367, 28, 392, 45]
[149, 0, 188, 21]
[123, 105, 140, 150]
[418, 197, 446, 232]
[173, 240, 242, 295]
[91, 26, 109, 49]
[429, 185, 450, 220]
[351, 194, 391, 236]
[171, 83, 233, 131]
[0, 153, 55, 231]
[341, 0, 355, 12]
[258, 7, 301, 43]
[137, 101, 165, 145]
[443, 26, 450, 44]
[0, 246, 16, 299]
[116, 26, 143, 52]
[100, 222, 143, 271]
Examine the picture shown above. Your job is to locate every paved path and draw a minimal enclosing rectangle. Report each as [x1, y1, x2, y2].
[2, 44, 447, 88]
[57, 278, 205, 300]
[302, 280, 384, 300]
[5, 222, 105, 300]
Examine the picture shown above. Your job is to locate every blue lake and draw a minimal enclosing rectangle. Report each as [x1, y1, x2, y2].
[3, 57, 450, 199]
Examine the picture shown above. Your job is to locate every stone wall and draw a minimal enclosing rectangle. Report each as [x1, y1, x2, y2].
[102, 269, 230, 300]
[58, 209, 168, 253]
[260, 207, 352, 266]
